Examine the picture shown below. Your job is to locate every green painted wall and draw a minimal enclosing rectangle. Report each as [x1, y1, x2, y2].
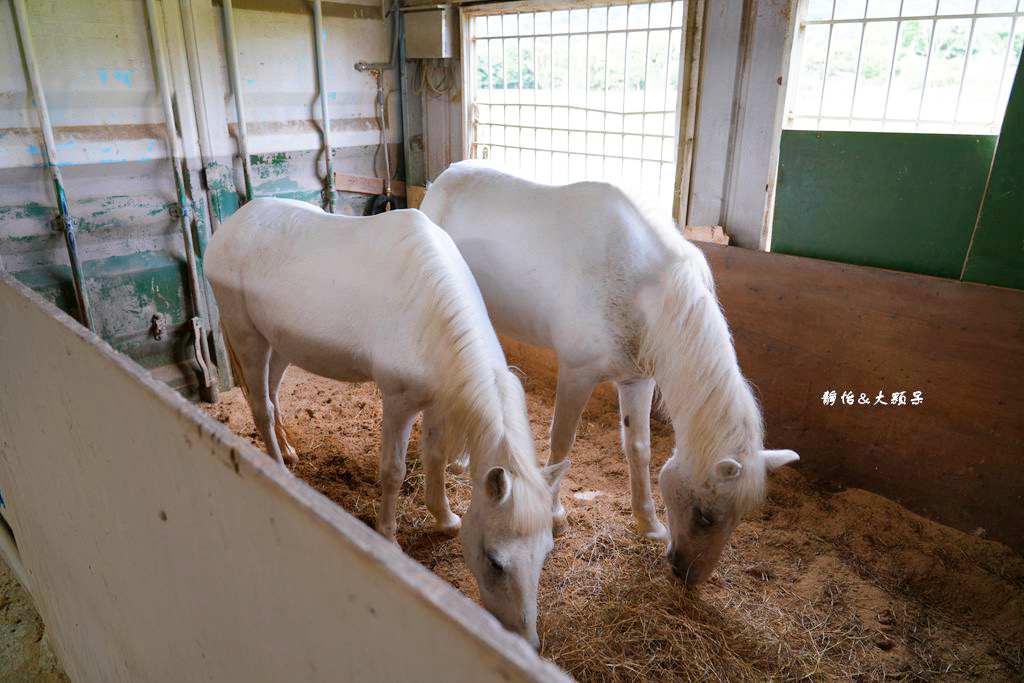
[962, 56, 1024, 290]
[771, 130, 996, 279]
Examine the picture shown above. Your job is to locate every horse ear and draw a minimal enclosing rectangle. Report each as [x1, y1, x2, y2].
[760, 449, 799, 471]
[715, 458, 743, 480]
[484, 466, 510, 504]
[541, 460, 570, 495]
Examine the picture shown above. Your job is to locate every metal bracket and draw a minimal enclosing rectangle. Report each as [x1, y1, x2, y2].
[50, 213, 74, 233]
[191, 317, 216, 389]
[150, 313, 167, 341]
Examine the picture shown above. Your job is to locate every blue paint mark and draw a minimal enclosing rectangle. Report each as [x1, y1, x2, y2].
[329, 92, 337, 101]
[245, 79, 255, 86]
[27, 139, 75, 158]
[112, 69, 133, 87]
[98, 68, 109, 84]
[101, 146, 113, 155]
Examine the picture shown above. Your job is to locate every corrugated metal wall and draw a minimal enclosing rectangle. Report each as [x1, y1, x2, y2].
[0, 0, 400, 397]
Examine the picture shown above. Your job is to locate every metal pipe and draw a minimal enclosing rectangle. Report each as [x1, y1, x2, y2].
[356, 0, 402, 208]
[221, 0, 254, 202]
[355, 0, 401, 74]
[11, 0, 95, 332]
[313, 0, 336, 213]
[144, 0, 217, 396]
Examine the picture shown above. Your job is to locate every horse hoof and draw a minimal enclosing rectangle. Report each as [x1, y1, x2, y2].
[639, 520, 670, 544]
[552, 515, 569, 537]
[446, 461, 468, 475]
[283, 449, 299, 466]
[435, 515, 461, 537]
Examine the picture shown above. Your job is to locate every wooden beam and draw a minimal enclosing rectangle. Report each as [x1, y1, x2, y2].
[684, 225, 730, 245]
[334, 172, 406, 197]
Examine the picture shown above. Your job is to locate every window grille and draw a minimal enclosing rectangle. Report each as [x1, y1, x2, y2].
[787, 0, 1024, 133]
[463, 1, 686, 212]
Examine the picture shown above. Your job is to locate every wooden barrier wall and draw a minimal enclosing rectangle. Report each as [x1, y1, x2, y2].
[0, 273, 568, 683]
[700, 245, 1023, 551]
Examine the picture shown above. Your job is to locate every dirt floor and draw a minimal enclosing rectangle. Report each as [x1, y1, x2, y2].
[0, 558, 68, 682]
[205, 365, 1024, 682]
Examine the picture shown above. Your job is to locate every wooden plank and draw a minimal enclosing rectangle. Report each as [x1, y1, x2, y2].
[0, 273, 569, 683]
[334, 172, 406, 197]
[697, 244, 1024, 551]
[407, 184, 428, 209]
[683, 224, 730, 245]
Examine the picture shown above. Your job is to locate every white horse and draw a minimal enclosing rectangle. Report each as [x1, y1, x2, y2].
[204, 197, 566, 646]
[420, 162, 799, 585]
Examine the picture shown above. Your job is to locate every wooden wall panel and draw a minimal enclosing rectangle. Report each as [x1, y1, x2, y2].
[700, 244, 1024, 550]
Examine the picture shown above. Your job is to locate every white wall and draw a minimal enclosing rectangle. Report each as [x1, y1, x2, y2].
[0, 273, 569, 683]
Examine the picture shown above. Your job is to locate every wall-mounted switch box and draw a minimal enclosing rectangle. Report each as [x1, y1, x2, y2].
[402, 5, 457, 59]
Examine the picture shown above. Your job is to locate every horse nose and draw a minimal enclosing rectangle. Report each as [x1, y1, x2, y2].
[667, 549, 700, 586]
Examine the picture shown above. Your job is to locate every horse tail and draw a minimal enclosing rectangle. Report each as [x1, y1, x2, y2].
[221, 328, 297, 454]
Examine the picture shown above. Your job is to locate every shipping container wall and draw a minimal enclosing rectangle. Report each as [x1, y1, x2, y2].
[0, 0, 401, 397]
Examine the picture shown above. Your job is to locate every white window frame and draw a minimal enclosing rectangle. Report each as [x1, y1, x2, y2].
[459, 0, 690, 214]
[785, 0, 1024, 134]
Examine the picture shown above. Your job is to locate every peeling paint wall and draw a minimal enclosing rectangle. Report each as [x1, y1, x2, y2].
[0, 0, 399, 397]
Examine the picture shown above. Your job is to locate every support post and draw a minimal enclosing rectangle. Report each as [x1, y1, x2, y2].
[144, 0, 218, 400]
[11, 0, 95, 332]
[221, 0, 255, 202]
[313, 0, 337, 213]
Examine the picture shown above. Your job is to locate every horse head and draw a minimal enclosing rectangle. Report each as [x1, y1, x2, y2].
[658, 448, 799, 585]
[460, 460, 568, 649]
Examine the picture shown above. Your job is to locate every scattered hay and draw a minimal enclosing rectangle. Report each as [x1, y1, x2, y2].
[205, 368, 1024, 681]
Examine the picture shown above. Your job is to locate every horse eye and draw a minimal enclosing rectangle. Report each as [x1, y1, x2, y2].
[486, 551, 504, 574]
[695, 507, 715, 528]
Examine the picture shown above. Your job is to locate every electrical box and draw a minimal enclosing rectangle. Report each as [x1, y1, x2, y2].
[402, 5, 457, 59]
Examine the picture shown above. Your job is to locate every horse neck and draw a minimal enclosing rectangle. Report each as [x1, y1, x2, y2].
[640, 258, 764, 481]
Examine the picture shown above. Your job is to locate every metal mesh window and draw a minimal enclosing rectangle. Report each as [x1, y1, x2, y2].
[787, 0, 1024, 133]
[464, 1, 686, 212]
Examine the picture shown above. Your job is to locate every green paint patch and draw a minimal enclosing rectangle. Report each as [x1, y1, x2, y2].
[772, 131, 996, 279]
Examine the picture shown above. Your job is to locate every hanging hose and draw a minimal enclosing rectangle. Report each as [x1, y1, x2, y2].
[356, 0, 401, 214]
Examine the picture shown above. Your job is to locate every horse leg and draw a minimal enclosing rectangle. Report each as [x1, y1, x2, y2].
[232, 332, 286, 467]
[617, 378, 669, 542]
[547, 368, 598, 536]
[421, 407, 461, 536]
[268, 351, 298, 465]
[377, 397, 417, 543]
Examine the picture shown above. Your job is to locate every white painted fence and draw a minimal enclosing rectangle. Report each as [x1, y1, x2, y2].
[0, 273, 568, 683]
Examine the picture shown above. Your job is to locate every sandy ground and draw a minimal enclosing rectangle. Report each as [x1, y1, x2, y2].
[204, 366, 1024, 681]
[0, 558, 68, 682]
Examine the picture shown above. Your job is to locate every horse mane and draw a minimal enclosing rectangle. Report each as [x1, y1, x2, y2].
[630, 202, 767, 515]
[395, 220, 551, 536]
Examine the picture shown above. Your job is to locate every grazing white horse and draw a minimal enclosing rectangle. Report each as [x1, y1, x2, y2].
[204, 197, 566, 646]
[420, 162, 799, 585]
